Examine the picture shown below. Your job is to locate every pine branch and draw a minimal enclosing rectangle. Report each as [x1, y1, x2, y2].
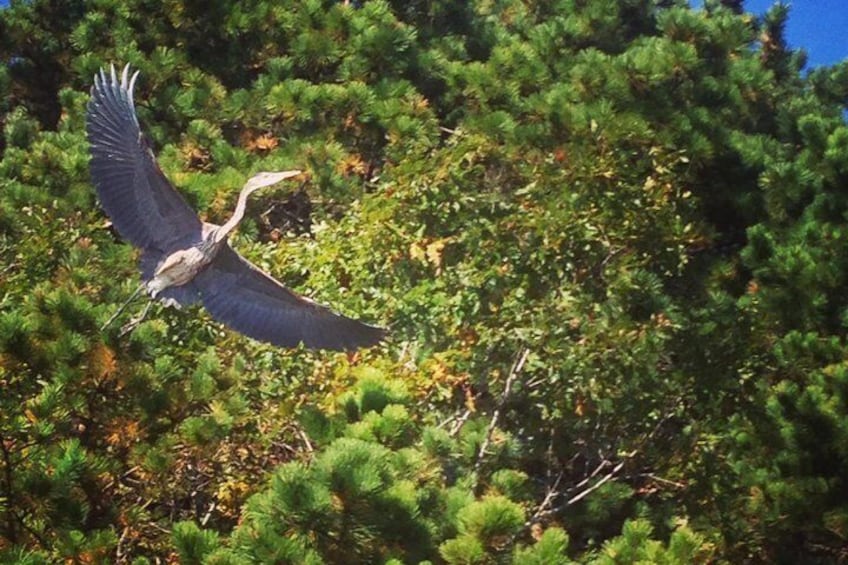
[6, 505, 48, 550]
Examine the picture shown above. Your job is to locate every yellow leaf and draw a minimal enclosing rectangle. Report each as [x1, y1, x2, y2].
[425, 239, 447, 267]
[253, 134, 278, 151]
[575, 398, 585, 417]
[244, 133, 278, 153]
[530, 522, 544, 541]
[643, 176, 657, 190]
[337, 153, 367, 176]
[409, 242, 426, 262]
[464, 392, 476, 413]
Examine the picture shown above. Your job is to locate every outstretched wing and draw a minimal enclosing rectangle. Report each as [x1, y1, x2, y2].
[86, 65, 202, 253]
[194, 245, 386, 351]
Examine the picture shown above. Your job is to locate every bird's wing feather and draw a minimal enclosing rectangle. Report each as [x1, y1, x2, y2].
[194, 245, 386, 351]
[86, 65, 202, 252]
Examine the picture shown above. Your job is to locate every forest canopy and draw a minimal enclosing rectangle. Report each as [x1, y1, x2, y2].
[2, 0, 848, 562]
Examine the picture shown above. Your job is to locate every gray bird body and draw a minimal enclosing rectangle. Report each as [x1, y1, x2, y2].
[86, 65, 385, 350]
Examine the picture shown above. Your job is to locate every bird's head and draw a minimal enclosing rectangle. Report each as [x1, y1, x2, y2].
[243, 170, 303, 194]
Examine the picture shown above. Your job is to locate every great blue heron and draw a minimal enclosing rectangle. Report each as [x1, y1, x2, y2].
[86, 64, 385, 350]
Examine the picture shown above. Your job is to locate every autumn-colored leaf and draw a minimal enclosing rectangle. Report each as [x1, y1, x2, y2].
[530, 522, 544, 541]
[464, 385, 476, 413]
[216, 479, 251, 517]
[338, 153, 367, 176]
[180, 142, 211, 170]
[106, 418, 142, 448]
[409, 241, 426, 262]
[575, 398, 585, 417]
[246, 133, 279, 152]
[89, 342, 117, 381]
[425, 238, 447, 268]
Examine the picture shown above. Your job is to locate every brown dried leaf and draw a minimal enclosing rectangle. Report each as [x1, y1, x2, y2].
[106, 419, 141, 448]
[89, 343, 117, 381]
[248, 134, 279, 152]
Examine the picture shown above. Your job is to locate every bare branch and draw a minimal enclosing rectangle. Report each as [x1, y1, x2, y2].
[116, 526, 131, 564]
[635, 473, 686, 489]
[448, 409, 473, 437]
[535, 450, 637, 521]
[200, 501, 217, 526]
[565, 458, 627, 506]
[528, 396, 684, 526]
[527, 469, 564, 526]
[568, 458, 610, 493]
[298, 428, 314, 454]
[472, 347, 530, 490]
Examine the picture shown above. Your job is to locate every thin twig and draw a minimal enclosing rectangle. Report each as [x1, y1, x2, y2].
[13, 509, 48, 548]
[635, 473, 686, 489]
[571, 459, 609, 493]
[116, 526, 130, 563]
[527, 469, 564, 526]
[200, 502, 217, 526]
[148, 522, 171, 535]
[530, 400, 683, 524]
[448, 409, 473, 437]
[0, 261, 18, 277]
[104, 465, 141, 491]
[565, 457, 627, 506]
[298, 428, 314, 453]
[471, 348, 530, 489]
[536, 450, 637, 520]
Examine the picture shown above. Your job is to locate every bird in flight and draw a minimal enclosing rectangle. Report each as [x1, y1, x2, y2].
[86, 64, 385, 350]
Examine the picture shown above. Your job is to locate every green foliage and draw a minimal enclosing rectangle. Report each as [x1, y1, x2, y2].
[220, 375, 419, 561]
[591, 519, 711, 564]
[1, 0, 847, 562]
[172, 521, 220, 564]
[512, 528, 573, 565]
[453, 495, 524, 547]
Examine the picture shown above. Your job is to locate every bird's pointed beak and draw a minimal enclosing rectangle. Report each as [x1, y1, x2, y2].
[247, 170, 303, 190]
[266, 170, 303, 185]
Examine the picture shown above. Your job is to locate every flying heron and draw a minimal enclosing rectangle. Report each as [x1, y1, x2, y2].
[86, 64, 385, 350]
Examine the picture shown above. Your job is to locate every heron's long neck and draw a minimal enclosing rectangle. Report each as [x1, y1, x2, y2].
[212, 187, 255, 244]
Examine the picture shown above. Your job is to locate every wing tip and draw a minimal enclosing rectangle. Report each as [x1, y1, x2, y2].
[310, 319, 388, 352]
[356, 323, 389, 349]
[87, 62, 141, 127]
